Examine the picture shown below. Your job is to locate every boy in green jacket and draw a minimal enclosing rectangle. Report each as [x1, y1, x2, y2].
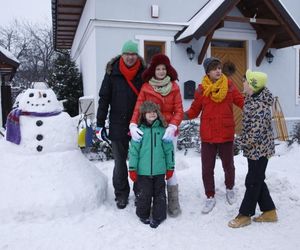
[128, 101, 174, 228]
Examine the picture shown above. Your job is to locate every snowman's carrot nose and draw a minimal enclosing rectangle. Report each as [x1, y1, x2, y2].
[39, 92, 42, 98]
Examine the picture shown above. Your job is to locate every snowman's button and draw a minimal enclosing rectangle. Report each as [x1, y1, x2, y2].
[36, 134, 43, 141]
[36, 145, 43, 152]
[36, 120, 43, 126]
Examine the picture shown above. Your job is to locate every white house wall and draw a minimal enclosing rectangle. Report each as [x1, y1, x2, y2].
[95, 0, 205, 23]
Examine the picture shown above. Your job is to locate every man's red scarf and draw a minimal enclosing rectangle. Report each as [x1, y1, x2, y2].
[119, 57, 141, 96]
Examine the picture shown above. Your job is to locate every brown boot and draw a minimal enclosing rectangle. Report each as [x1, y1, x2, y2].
[167, 184, 181, 217]
[228, 214, 251, 228]
[253, 209, 278, 222]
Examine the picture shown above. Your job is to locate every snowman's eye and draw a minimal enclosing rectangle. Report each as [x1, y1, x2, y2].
[29, 93, 34, 97]
[43, 93, 47, 98]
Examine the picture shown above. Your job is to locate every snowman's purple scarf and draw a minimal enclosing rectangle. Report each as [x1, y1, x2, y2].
[6, 109, 62, 144]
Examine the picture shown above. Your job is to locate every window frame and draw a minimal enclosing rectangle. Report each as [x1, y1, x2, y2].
[135, 35, 173, 61]
[295, 45, 300, 105]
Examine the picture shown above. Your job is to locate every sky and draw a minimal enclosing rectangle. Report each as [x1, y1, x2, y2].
[0, 0, 52, 26]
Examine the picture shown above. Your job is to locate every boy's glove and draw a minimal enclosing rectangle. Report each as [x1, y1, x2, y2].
[95, 127, 110, 143]
[165, 170, 174, 180]
[129, 123, 143, 142]
[129, 170, 137, 182]
[162, 124, 177, 142]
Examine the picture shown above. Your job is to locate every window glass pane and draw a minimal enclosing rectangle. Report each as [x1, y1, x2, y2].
[211, 40, 244, 48]
[144, 41, 165, 65]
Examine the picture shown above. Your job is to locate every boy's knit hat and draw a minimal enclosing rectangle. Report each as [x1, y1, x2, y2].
[246, 69, 267, 93]
[121, 40, 138, 54]
[138, 101, 167, 127]
[142, 53, 178, 82]
[203, 57, 221, 73]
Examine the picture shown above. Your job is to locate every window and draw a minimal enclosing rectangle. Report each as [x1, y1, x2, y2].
[296, 46, 300, 104]
[144, 41, 165, 65]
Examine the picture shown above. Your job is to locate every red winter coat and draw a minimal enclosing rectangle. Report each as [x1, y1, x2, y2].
[131, 82, 183, 127]
[186, 79, 244, 143]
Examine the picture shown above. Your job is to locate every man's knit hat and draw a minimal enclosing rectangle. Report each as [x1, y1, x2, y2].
[121, 40, 138, 54]
[203, 57, 221, 73]
[142, 53, 178, 82]
[138, 101, 167, 127]
[246, 69, 267, 93]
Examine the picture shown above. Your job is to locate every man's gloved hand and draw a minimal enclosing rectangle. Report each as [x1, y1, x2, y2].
[129, 123, 143, 142]
[165, 170, 174, 180]
[129, 170, 137, 182]
[95, 127, 110, 143]
[162, 124, 177, 142]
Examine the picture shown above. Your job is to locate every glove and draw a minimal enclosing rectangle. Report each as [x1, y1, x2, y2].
[129, 170, 137, 182]
[129, 123, 143, 142]
[95, 127, 110, 143]
[165, 170, 174, 180]
[162, 124, 177, 142]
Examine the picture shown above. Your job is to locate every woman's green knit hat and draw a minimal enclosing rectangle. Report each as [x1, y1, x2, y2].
[121, 40, 138, 54]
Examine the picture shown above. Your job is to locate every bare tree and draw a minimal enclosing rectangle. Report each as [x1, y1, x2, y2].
[0, 19, 55, 89]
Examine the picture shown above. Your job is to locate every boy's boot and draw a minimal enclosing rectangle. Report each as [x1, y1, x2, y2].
[228, 214, 251, 228]
[253, 209, 278, 222]
[167, 184, 181, 217]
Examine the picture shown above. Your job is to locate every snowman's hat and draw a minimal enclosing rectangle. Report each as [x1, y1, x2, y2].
[31, 82, 49, 89]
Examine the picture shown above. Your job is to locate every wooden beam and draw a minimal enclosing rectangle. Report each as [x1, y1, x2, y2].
[57, 12, 81, 16]
[198, 31, 214, 65]
[57, 4, 84, 9]
[256, 34, 276, 67]
[224, 16, 280, 26]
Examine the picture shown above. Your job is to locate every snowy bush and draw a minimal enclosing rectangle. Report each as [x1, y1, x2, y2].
[288, 121, 300, 146]
[177, 120, 200, 155]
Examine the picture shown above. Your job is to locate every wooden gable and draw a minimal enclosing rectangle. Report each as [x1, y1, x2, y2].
[52, 0, 86, 50]
[0, 49, 19, 82]
[175, 0, 300, 66]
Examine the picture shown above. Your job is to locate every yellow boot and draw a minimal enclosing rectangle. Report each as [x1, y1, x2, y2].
[253, 209, 278, 222]
[228, 214, 251, 228]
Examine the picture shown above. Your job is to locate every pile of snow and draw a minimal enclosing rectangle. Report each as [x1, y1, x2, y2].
[0, 83, 107, 222]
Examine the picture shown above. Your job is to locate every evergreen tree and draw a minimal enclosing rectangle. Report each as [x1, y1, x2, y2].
[49, 50, 83, 117]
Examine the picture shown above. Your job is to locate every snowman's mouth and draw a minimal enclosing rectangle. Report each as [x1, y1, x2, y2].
[27, 100, 51, 107]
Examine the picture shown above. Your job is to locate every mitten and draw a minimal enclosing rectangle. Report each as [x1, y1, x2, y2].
[95, 127, 110, 143]
[165, 170, 174, 180]
[162, 124, 177, 142]
[129, 123, 143, 142]
[129, 170, 137, 182]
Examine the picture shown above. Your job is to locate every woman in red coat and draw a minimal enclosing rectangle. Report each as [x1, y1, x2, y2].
[130, 54, 183, 217]
[184, 57, 244, 214]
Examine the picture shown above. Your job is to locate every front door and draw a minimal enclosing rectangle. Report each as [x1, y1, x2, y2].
[211, 40, 247, 135]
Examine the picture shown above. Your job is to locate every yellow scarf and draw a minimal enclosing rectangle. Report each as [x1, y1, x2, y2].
[202, 74, 228, 103]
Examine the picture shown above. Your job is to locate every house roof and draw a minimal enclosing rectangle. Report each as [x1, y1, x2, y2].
[175, 0, 300, 65]
[52, 0, 86, 50]
[0, 46, 20, 81]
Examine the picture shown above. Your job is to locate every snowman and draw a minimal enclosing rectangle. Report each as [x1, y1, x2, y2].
[0, 82, 107, 222]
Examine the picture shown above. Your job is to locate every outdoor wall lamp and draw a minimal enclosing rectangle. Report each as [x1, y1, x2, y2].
[186, 46, 195, 61]
[265, 50, 274, 64]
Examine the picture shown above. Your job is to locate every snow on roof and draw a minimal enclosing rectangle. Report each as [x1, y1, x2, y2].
[0, 46, 19, 63]
[176, 0, 225, 41]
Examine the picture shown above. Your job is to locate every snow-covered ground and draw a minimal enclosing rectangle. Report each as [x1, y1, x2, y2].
[1, 140, 300, 250]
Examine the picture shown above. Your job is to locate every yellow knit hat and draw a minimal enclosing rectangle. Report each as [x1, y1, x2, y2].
[246, 69, 267, 93]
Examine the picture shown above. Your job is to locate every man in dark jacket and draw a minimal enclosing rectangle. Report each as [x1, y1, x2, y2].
[96, 40, 145, 209]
